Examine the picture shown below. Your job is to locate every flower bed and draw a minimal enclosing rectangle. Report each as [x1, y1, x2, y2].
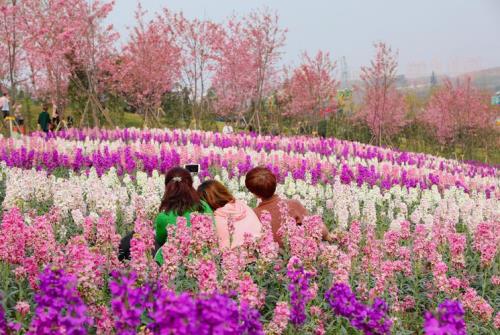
[0, 129, 498, 334]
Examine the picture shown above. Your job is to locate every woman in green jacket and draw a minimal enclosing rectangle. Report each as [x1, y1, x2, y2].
[153, 166, 213, 264]
[118, 166, 213, 265]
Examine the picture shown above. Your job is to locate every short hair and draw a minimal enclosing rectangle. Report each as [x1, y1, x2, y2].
[197, 180, 235, 210]
[245, 167, 277, 199]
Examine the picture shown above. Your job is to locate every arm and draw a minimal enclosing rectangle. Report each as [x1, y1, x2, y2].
[291, 200, 330, 241]
[214, 215, 230, 249]
[155, 213, 173, 246]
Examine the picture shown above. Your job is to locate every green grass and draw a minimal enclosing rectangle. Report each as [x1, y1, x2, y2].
[122, 112, 144, 128]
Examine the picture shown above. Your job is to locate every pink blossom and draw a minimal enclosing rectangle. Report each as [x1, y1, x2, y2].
[195, 258, 218, 293]
[461, 288, 494, 322]
[473, 221, 499, 267]
[257, 210, 279, 263]
[238, 273, 263, 308]
[266, 302, 290, 335]
[0, 208, 27, 265]
[494, 312, 500, 330]
[15, 301, 30, 316]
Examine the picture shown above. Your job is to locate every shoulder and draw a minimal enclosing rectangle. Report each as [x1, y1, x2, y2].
[287, 199, 308, 214]
[200, 200, 213, 214]
[155, 212, 170, 224]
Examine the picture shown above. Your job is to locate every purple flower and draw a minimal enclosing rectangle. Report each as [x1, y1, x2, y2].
[28, 268, 92, 335]
[109, 272, 151, 335]
[0, 299, 7, 334]
[423, 300, 466, 335]
[325, 283, 392, 335]
[287, 257, 313, 326]
[109, 272, 264, 335]
[325, 283, 365, 318]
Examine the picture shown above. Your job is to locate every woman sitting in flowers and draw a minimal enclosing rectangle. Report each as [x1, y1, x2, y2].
[197, 180, 262, 249]
[245, 167, 331, 247]
[154, 167, 214, 264]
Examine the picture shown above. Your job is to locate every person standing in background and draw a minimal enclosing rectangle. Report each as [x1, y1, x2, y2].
[14, 103, 25, 134]
[1, 92, 10, 119]
[51, 102, 60, 130]
[38, 105, 51, 133]
[222, 122, 233, 135]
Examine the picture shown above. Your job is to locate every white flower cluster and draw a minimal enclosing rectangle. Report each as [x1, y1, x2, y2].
[1, 164, 497, 231]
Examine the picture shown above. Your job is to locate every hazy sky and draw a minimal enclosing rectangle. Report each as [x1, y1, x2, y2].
[110, 0, 500, 79]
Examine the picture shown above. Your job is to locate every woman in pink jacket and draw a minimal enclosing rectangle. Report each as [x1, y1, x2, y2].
[197, 180, 262, 249]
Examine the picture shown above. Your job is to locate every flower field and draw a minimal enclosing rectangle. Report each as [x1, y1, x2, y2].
[0, 128, 499, 334]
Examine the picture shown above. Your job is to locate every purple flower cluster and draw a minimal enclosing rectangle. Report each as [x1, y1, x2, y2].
[0, 300, 7, 334]
[3, 126, 497, 194]
[287, 257, 313, 326]
[147, 285, 263, 334]
[423, 300, 466, 335]
[325, 283, 392, 335]
[28, 268, 92, 335]
[109, 272, 264, 335]
[109, 271, 152, 335]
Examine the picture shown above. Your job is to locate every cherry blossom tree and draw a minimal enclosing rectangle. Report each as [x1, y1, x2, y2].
[211, 19, 255, 124]
[21, 0, 117, 125]
[106, 4, 181, 127]
[0, 0, 23, 98]
[212, 8, 286, 132]
[284, 50, 339, 131]
[172, 13, 224, 129]
[357, 42, 407, 145]
[422, 76, 496, 146]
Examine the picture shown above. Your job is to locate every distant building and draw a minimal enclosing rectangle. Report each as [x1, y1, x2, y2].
[430, 71, 438, 87]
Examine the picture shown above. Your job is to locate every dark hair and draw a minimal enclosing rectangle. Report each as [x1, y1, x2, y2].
[245, 167, 277, 199]
[198, 180, 235, 210]
[159, 167, 202, 215]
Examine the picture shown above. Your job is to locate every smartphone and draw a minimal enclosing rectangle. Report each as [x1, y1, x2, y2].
[184, 164, 200, 174]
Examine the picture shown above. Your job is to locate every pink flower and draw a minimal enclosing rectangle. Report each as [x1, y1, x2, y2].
[494, 312, 500, 329]
[266, 302, 290, 335]
[191, 214, 218, 255]
[195, 258, 218, 293]
[447, 232, 466, 268]
[462, 288, 494, 322]
[473, 221, 499, 267]
[346, 221, 361, 258]
[0, 208, 27, 265]
[221, 249, 244, 290]
[238, 273, 263, 308]
[15, 301, 30, 316]
[55, 236, 106, 303]
[383, 230, 400, 255]
[257, 210, 279, 263]
[491, 276, 500, 286]
[314, 321, 325, 335]
[432, 261, 450, 293]
[90, 305, 114, 335]
[130, 214, 156, 280]
[401, 295, 415, 311]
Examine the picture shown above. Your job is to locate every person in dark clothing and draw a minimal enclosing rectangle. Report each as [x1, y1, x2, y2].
[118, 232, 161, 262]
[38, 105, 51, 133]
[67, 115, 74, 128]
